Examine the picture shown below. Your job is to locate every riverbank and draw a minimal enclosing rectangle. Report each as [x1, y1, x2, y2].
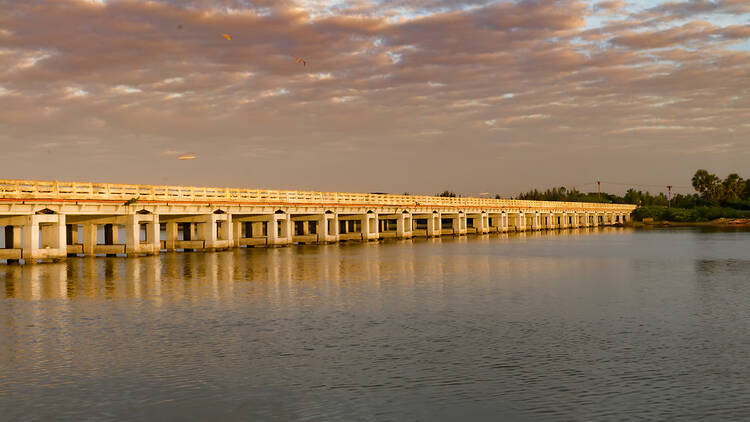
[626, 218, 750, 228]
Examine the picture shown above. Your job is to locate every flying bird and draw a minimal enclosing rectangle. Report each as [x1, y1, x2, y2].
[222, 33, 231, 41]
[178, 153, 197, 160]
[295, 57, 307, 67]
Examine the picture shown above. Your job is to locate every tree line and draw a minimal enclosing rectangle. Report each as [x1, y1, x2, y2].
[513, 170, 750, 209]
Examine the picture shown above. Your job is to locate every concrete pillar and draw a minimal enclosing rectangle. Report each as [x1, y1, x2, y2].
[363, 212, 378, 241]
[396, 213, 412, 239]
[268, 213, 291, 246]
[199, 215, 218, 250]
[318, 213, 338, 243]
[125, 214, 159, 256]
[125, 216, 140, 256]
[457, 213, 467, 235]
[222, 214, 233, 247]
[148, 216, 160, 253]
[83, 223, 97, 256]
[509, 212, 524, 232]
[166, 222, 178, 251]
[232, 219, 242, 247]
[593, 213, 599, 227]
[21, 214, 66, 262]
[427, 213, 441, 237]
[22, 216, 40, 263]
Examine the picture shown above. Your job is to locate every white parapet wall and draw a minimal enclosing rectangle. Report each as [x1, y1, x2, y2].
[0, 179, 637, 263]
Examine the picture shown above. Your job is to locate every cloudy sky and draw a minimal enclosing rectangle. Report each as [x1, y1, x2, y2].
[1, 0, 748, 196]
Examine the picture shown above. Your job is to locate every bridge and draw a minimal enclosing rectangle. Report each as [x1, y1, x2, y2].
[0, 179, 637, 263]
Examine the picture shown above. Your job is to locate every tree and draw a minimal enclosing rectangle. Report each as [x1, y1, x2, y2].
[723, 173, 745, 201]
[437, 190, 456, 197]
[692, 169, 722, 202]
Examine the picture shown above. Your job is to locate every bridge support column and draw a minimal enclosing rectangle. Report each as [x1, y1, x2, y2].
[541, 213, 550, 230]
[509, 212, 523, 232]
[488, 214, 500, 233]
[479, 213, 489, 234]
[363, 212, 378, 241]
[457, 213, 467, 235]
[165, 222, 178, 251]
[231, 220, 243, 247]
[199, 214, 231, 250]
[268, 213, 292, 246]
[82, 223, 97, 256]
[396, 213, 412, 239]
[427, 212, 441, 237]
[467, 213, 489, 234]
[125, 214, 160, 257]
[21, 214, 66, 263]
[318, 213, 338, 243]
[528, 212, 539, 231]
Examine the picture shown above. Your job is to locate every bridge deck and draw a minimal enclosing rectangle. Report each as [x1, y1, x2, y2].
[0, 179, 637, 264]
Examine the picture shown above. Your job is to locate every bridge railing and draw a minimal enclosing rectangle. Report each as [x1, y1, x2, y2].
[0, 179, 637, 211]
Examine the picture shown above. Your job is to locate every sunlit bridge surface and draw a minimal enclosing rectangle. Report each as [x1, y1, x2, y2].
[2, 227, 750, 421]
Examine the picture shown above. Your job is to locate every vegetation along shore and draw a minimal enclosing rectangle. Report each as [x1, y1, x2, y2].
[512, 169, 750, 225]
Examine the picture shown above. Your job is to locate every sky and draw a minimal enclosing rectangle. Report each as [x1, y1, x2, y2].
[0, 0, 748, 196]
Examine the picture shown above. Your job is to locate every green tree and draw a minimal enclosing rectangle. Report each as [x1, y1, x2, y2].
[723, 173, 745, 200]
[437, 190, 456, 197]
[692, 169, 722, 202]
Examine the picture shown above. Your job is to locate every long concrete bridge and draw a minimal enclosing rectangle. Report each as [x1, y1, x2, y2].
[0, 179, 637, 264]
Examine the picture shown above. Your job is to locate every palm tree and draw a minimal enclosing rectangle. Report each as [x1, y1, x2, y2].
[722, 173, 745, 200]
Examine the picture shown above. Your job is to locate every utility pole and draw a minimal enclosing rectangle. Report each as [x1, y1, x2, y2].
[667, 185, 672, 208]
[597, 180, 601, 200]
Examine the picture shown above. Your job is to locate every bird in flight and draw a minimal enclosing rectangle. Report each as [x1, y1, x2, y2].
[178, 153, 197, 160]
[295, 57, 307, 67]
[222, 33, 231, 41]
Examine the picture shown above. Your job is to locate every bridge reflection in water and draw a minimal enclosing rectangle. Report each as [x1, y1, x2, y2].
[2, 227, 626, 302]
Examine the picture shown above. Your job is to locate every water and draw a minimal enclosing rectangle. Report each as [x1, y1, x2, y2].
[2, 227, 750, 421]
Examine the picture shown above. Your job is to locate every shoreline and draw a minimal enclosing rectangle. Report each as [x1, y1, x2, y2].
[626, 218, 750, 228]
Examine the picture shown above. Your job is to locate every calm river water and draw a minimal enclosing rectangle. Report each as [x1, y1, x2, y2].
[2, 227, 750, 421]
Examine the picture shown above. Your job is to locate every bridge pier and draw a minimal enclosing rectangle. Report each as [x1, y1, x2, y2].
[396, 212, 412, 239]
[21, 214, 67, 263]
[318, 212, 339, 243]
[363, 211, 379, 241]
[509, 212, 524, 232]
[467, 212, 489, 234]
[125, 214, 160, 257]
[269, 212, 292, 246]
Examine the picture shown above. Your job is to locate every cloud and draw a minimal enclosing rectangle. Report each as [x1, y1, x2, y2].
[0, 0, 748, 194]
